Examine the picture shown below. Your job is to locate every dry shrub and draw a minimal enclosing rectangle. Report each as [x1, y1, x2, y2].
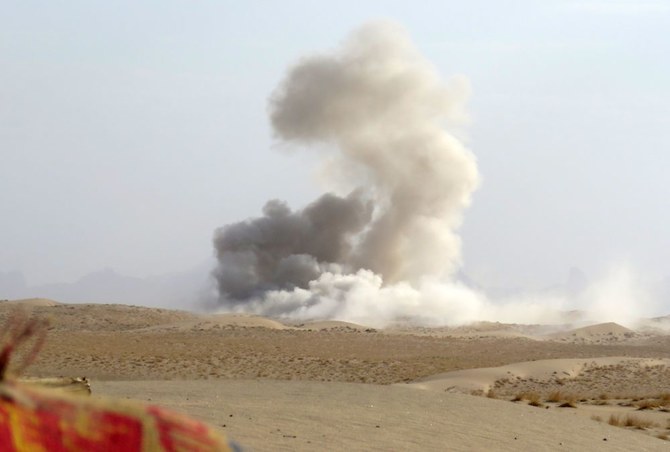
[511, 392, 526, 402]
[598, 393, 609, 401]
[623, 414, 656, 430]
[590, 415, 602, 422]
[546, 390, 563, 403]
[526, 393, 543, 407]
[637, 399, 660, 411]
[564, 394, 578, 405]
[608, 414, 623, 426]
[658, 433, 669, 441]
[546, 390, 578, 407]
[486, 389, 497, 399]
[512, 391, 541, 402]
[657, 393, 670, 408]
[558, 400, 577, 408]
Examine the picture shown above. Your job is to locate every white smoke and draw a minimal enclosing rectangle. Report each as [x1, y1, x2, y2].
[211, 22, 659, 328]
[268, 22, 478, 285]
[212, 21, 481, 326]
[235, 271, 489, 327]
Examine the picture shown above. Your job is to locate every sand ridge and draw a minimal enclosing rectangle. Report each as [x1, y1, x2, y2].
[546, 322, 639, 344]
[0, 298, 61, 307]
[409, 357, 670, 393]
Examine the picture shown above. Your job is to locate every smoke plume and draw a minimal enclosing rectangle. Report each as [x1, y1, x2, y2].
[213, 22, 480, 326]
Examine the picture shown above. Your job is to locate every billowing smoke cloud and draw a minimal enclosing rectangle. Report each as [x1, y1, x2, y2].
[268, 23, 478, 285]
[211, 22, 664, 328]
[212, 22, 480, 326]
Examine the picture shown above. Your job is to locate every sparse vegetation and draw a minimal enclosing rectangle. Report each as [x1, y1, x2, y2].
[609, 414, 657, 430]
[626, 415, 657, 430]
[558, 400, 577, 408]
[546, 390, 563, 403]
[526, 393, 543, 407]
[545, 390, 578, 407]
[510, 391, 544, 407]
[608, 414, 622, 426]
[636, 399, 660, 411]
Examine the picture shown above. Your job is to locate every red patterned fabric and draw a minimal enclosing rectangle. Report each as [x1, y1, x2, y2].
[0, 382, 234, 451]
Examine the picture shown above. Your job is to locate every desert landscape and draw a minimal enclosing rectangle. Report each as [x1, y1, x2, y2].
[2, 298, 670, 450]
[4, 2, 669, 451]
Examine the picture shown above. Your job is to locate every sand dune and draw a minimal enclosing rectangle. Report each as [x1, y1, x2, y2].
[136, 313, 292, 332]
[409, 357, 670, 393]
[547, 322, 637, 343]
[409, 356, 670, 444]
[93, 379, 665, 451]
[1, 297, 61, 307]
[3, 299, 670, 448]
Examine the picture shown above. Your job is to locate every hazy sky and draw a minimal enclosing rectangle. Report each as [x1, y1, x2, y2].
[2, 1, 669, 289]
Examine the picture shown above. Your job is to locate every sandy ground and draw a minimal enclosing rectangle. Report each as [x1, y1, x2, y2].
[93, 380, 664, 451]
[3, 299, 670, 450]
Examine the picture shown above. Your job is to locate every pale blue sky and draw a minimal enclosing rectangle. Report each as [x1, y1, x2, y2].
[1, 1, 669, 288]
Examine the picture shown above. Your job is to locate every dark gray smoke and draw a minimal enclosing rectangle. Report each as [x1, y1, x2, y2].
[212, 22, 482, 324]
[213, 191, 372, 302]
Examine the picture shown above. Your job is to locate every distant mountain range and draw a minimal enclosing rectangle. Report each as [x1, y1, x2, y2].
[0, 262, 216, 309]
